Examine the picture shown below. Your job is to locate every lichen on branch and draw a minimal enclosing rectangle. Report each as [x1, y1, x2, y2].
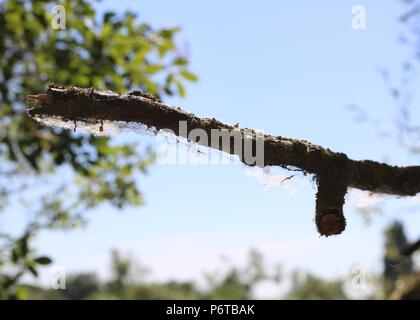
[26, 85, 420, 236]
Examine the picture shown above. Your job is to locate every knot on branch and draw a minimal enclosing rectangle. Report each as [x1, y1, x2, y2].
[315, 175, 348, 237]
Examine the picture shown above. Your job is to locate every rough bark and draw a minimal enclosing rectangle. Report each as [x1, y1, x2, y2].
[26, 85, 420, 236]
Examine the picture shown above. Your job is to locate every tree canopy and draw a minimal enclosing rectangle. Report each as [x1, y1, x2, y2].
[0, 0, 196, 299]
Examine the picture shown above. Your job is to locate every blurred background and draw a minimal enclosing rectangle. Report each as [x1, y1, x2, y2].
[1, 0, 420, 299]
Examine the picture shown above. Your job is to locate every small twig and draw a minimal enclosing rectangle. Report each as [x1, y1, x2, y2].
[280, 175, 295, 183]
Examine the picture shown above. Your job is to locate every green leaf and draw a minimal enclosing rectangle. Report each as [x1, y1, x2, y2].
[172, 57, 188, 66]
[11, 249, 19, 263]
[103, 12, 116, 24]
[145, 64, 166, 74]
[18, 235, 29, 257]
[27, 265, 38, 277]
[34, 256, 52, 265]
[176, 80, 186, 98]
[179, 70, 198, 82]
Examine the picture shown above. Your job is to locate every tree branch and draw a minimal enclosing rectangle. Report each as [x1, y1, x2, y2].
[401, 239, 420, 256]
[26, 85, 420, 236]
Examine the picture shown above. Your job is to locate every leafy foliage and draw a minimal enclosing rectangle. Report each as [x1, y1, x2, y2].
[284, 271, 348, 300]
[383, 221, 413, 297]
[24, 249, 283, 300]
[21, 249, 355, 300]
[0, 0, 196, 298]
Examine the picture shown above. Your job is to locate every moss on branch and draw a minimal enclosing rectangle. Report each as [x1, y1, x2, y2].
[26, 85, 420, 236]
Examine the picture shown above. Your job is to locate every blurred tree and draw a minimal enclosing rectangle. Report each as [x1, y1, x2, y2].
[390, 0, 420, 153]
[382, 0, 420, 299]
[23, 248, 356, 300]
[348, 0, 420, 299]
[204, 249, 281, 299]
[62, 272, 100, 300]
[391, 272, 420, 300]
[97, 249, 202, 299]
[0, 0, 196, 299]
[106, 249, 138, 296]
[383, 221, 413, 297]
[284, 271, 348, 300]
[24, 249, 283, 300]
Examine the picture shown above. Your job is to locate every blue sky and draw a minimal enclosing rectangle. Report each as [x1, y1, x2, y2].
[9, 0, 420, 296]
